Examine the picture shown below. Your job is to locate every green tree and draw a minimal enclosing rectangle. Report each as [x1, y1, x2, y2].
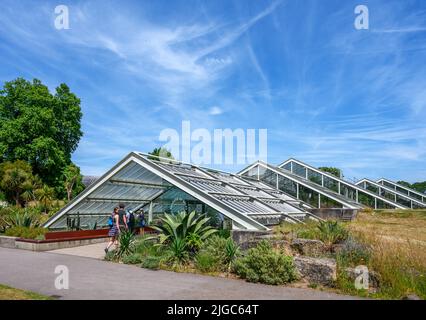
[0, 160, 36, 206]
[319, 166, 343, 178]
[35, 185, 55, 213]
[148, 147, 174, 161]
[63, 164, 84, 201]
[0, 78, 83, 191]
[411, 182, 426, 194]
[398, 181, 426, 194]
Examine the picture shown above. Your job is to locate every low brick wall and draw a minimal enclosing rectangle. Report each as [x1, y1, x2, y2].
[0, 234, 108, 252]
[14, 237, 108, 252]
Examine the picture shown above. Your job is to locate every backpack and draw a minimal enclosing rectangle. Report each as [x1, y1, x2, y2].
[128, 211, 135, 225]
[107, 214, 114, 228]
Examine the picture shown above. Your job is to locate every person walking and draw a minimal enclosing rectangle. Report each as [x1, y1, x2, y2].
[138, 210, 146, 236]
[105, 207, 120, 254]
[126, 209, 136, 234]
[117, 203, 128, 232]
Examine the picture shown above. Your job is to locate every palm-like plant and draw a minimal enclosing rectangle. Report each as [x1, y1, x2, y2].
[317, 220, 348, 249]
[35, 185, 54, 213]
[152, 211, 217, 261]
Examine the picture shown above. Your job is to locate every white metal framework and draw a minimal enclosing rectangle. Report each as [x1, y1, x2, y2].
[376, 178, 426, 204]
[44, 152, 319, 231]
[356, 178, 426, 209]
[239, 161, 364, 209]
[278, 158, 407, 210]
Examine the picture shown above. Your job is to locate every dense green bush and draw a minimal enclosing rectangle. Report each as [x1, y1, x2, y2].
[5, 226, 47, 239]
[121, 253, 144, 265]
[195, 250, 223, 273]
[195, 235, 240, 273]
[141, 256, 162, 270]
[217, 228, 231, 239]
[234, 240, 297, 285]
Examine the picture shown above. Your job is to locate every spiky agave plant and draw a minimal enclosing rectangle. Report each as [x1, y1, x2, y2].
[224, 237, 240, 274]
[114, 230, 136, 260]
[152, 211, 217, 262]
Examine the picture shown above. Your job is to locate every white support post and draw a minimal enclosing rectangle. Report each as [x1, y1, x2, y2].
[338, 182, 341, 194]
[276, 174, 279, 189]
[374, 198, 377, 209]
[296, 184, 299, 199]
[148, 201, 153, 223]
[356, 190, 359, 203]
[318, 194, 321, 208]
[321, 174, 324, 187]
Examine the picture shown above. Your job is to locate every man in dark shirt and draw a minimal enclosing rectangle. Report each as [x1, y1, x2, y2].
[118, 203, 128, 231]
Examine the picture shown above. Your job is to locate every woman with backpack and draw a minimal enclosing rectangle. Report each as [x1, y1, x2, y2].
[105, 207, 120, 254]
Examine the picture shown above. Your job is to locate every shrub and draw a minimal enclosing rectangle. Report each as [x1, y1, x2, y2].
[274, 220, 319, 241]
[122, 253, 144, 265]
[195, 251, 222, 273]
[5, 226, 47, 239]
[336, 237, 371, 267]
[317, 220, 348, 248]
[195, 235, 240, 273]
[217, 228, 231, 239]
[134, 237, 159, 256]
[141, 256, 162, 270]
[234, 240, 297, 285]
[195, 236, 227, 272]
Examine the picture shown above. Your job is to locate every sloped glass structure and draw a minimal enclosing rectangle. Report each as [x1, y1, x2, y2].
[356, 178, 426, 209]
[239, 159, 406, 210]
[278, 159, 407, 209]
[44, 152, 320, 231]
[376, 178, 426, 204]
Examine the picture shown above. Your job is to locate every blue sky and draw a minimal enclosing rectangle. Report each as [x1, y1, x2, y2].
[1, 0, 426, 182]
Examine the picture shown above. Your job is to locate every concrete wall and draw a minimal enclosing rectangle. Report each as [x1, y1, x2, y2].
[0, 235, 108, 252]
[0, 236, 18, 249]
[231, 229, 271, 246]
[307, 208, 358, 221]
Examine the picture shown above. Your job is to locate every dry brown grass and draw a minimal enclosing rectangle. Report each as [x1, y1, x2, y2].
[349, 210, 426, 299]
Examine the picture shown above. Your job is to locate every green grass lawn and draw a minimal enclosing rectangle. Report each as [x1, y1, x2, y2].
[0, 284, 52, 300]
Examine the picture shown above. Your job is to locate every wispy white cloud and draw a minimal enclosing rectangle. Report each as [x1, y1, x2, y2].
[208, 106, 224, 115]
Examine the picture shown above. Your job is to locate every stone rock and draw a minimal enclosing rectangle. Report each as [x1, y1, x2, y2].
[294, 256, 337, 286]
[345, 267, 381, 289]
[291, 238, 326, 256]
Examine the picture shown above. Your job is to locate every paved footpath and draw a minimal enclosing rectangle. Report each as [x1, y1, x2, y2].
[0, 247, 360, 300]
